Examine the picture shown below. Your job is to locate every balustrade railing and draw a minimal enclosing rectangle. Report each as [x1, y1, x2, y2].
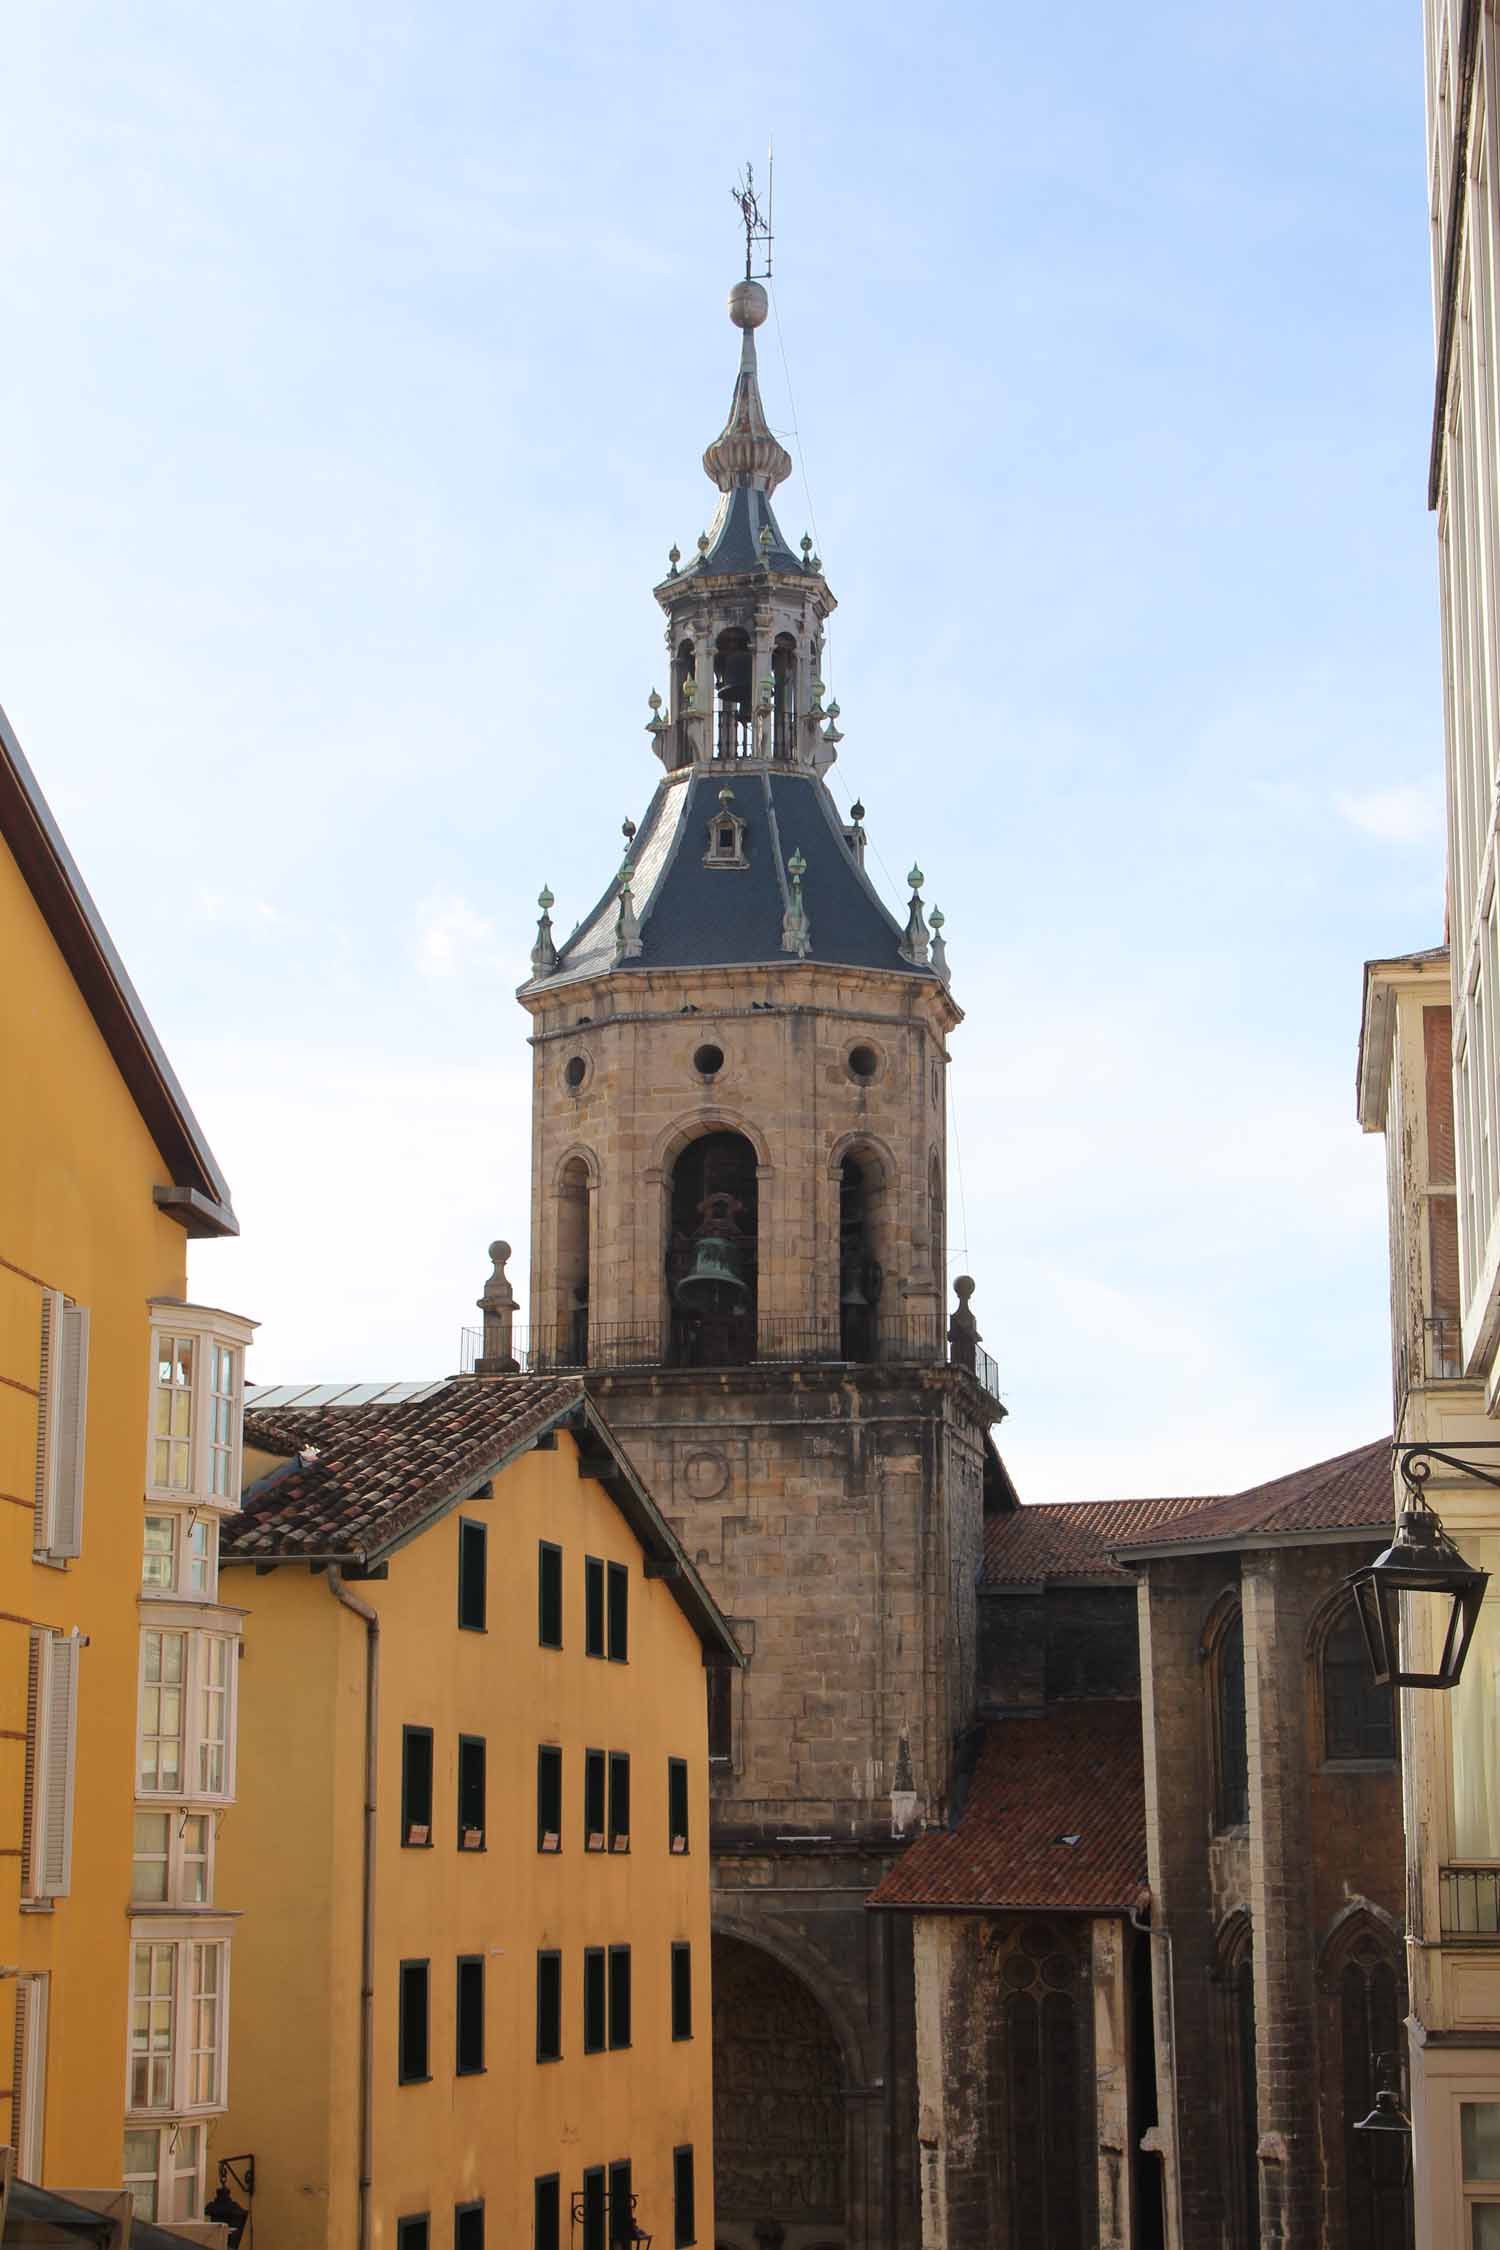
[1440, 1864, 1500, 1936]
[461, 1313, 1001, 1398]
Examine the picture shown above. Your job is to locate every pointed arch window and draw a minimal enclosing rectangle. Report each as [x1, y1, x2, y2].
[1211, 1604, 1249, 1830]
[1321, 1596, 1397, 1764]
[673, 639, 697, 768]
[713, 630, 753, 759]
[772, 633, 798, 761]
[555, 1157, 591, 1368]
[1213, 1915, 1259, 2250]
[1317, 1916, 1409, 2250]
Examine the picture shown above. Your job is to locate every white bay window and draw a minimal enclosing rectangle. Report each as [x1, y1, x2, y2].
[142, 1511, 218, 1602]
[123, 2121, 206, 2224]
[132, 1809, 212, 1906]
[137, 1625, 238, 1802]
[145, 1304, 255, 1514]
[127, 1931, 230, 2116]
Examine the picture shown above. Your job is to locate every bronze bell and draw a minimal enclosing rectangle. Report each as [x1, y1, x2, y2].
[675, 1235, 748, 1313]
[840, 1266, 869, 1310]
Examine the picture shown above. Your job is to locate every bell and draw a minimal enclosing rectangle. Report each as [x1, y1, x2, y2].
[675, 1235, 748, 1313]
[840, 1268, 869, 1310]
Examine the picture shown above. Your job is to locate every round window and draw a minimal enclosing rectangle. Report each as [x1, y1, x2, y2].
[693, 1043, 725, 1079]
[564, 1056, 587, 1091]
[848, 1044, 879, 1083]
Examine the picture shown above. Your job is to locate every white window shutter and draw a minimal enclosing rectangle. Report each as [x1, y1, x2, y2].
[12, 1974, 48, 2177]
[32, 1290, 62, 1551]
[49, 1306, 89, 1557]
[36, 1634, 79, 1898]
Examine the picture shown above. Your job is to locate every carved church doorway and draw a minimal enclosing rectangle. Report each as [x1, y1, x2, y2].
[712, 1934, 847, 2249]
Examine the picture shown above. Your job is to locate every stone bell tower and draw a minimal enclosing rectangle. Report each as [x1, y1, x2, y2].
[517, 265, 1002, 2250]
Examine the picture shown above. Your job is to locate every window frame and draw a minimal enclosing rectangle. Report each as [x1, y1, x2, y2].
[453, 2200, 484, 2250]
[143, 1510, 220, 1603]
[707, 1664, 733, 1766]
[458, 1518, 488, 1633]
[136, 1624, 238, 1804]
[580, 2167, 605, 2250]
[131, 1808, 214, 1908]
[606, 1560, 629, 1663]
[671, 1942, 692, 2042]
[1207, 1600, 1250, 1833]
[668, 1756, 689, 1853]
[532, 2176, 560, 2250]
[122, 2120, 205, 2226]
[455, 1954, 485, 2078]
[583, 1947, 606, 2054]
[584, 1748, 606, 1851]
[607, 1944, 632, 2051]
[539, 1540, 563, 1649]
[396, 2217, 431, 2250]
[457, 1733, 486, 1851]
[398, 1957, 431, 2085]
[608, 1751, 630, 1853]
[1318, 1594, 1399, 1767]
[145, 1310, 250, 1513]
[585, 1555, 606, 1657]
[673, 2146, 696, 2248]
[537, 1744, 562, 1853]
[126, 1931, 231, 2117]
[402, 1725, 434, 1848]
[536, 1948, 563, 2063]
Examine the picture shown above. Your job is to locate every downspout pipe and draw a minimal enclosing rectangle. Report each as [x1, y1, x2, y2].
[326, 1565, 380, 2250]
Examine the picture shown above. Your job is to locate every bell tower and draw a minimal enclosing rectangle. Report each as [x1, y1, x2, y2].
[517, 250, 1002, 2250]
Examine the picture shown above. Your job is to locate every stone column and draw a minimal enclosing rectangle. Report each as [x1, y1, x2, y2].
[1092, 1917, 1135, 2250]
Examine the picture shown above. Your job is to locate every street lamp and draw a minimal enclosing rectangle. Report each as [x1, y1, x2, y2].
[1344, 1448, 1490, 1690]
[203, 2155, 255, 2249]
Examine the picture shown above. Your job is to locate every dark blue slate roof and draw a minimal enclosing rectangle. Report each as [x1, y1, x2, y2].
[544, 767, 929, 982]
[682, 484, 804, 578]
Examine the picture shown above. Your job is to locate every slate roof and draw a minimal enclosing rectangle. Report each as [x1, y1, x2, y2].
[679, 481, 804, 577]
[225, 1375, 742, 1661]
[984, 1494, 1214, 1584]
[868, 1702, 1147, 1914]
[541, 767, 932, 985]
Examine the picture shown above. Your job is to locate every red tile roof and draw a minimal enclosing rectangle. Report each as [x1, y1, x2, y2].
[984, 1494, 1212, 1583]
[869, 1702, 1147, 1914]
[983, 1439, 1393, 1584]
[231, 1375, 581, 1560]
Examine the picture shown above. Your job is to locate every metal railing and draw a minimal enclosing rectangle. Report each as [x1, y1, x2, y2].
[1439, 1865, 1500, 1936]
[461, 1315, 1001, 1398]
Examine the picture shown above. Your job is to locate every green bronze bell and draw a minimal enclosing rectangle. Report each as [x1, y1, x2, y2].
[675, 1235, 747, 1313]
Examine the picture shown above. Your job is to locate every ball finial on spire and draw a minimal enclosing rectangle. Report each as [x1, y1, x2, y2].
[728, 278, 769, 329]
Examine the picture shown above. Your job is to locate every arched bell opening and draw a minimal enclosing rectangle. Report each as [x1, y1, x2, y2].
[711, 1934, 848, 2248]
[928, 1150, 945, 1283]
[555, 1155, 591, 1367]
[667, 1130, 759, 1366]
[714, 628, 753, 760]
[673, 637, 697, 768]
[772, 632, 798, 761]
[838, 1151, 889, 1362]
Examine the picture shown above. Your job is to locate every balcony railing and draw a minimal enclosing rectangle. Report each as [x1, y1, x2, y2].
[461, 1316, 1000, 1399]
[1439, 1864, 1500, 1936]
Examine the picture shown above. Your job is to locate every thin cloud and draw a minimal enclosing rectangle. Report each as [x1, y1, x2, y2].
[415, 893, 499, 979]
[1334, 783, 1444, 843]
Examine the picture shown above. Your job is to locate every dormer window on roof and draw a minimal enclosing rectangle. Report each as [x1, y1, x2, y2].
[704, 788, 749, 868]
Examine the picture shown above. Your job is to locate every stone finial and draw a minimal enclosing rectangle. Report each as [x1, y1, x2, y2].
[930, 905, 949, 984]
[846, 798, 867, 868]
[475, 1240, 519, 1375]
[800, 531, 814, 566]
[615, 861, 643, 961]
[645, 689, 667, 739]
[809, 677, 826, 720]
[531, 885, 558, 977]
[697, 531, 710, 558]
[899, 865, 931, 967]
[668, 544, 681, 577]
[622, 817, 637, 845]
[948, 1274, 979, 1373]
[781, 845, 811, 958]
[822, 698, 844, 749]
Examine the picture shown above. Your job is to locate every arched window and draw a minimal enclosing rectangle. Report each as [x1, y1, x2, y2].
[772, 633, 798, 760]
[985, 1920, 1090, 2249]
[836, 1145, 894, 1362]
[1322, 1597, 1397, 1763]
[1212, 1605, 1249, 1830]
[714, 629, 753, 759]
[1317, 1915, 1409, 2250]
[673, 638, 697, 767]
[1213, 1914, 1259, 2250]
[555, 1156, 591, 1367]
[667, 1131, 758, 1366]
[929, 1150, 945, 1282]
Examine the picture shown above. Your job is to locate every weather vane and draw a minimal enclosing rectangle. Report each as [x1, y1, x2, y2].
[732, 156, 774, 283]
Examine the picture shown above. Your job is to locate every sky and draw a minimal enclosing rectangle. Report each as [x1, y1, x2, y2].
[0, 1, 1445, 1501]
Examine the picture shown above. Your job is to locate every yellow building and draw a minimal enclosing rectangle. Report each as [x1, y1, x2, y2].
[217, 1353, 740, 2250]
[0, 700, 254, 2224]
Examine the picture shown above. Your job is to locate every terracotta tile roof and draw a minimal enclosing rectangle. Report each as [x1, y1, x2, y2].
[984, 1494, 1213, 1584]
[228, 1375, 586, 1561]
[869, 1702, 1147, 1914]
[1109, 1438, 1393, 1555]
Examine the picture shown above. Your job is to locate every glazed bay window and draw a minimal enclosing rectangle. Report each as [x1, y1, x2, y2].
[128, 1936, 229, 2113]
[137, 1630, 237, 1801]
[1463, 2101, 1500, 2243]
[146, 1308, 252, 1512]
[123, 2122, 205, 2224]
[142, 1513, 217, 1601]
[131, 1811, 212, 1906]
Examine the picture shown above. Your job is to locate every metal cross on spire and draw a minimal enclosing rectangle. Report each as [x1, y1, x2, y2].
[732, 157, 773, 282]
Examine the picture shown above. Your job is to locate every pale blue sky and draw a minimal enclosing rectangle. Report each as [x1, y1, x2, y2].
[1, 1, 1442, 1498]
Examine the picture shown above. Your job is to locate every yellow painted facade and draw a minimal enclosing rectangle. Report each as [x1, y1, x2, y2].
[219, 1425, 719, 2250]
[0, 719, 249, 2221]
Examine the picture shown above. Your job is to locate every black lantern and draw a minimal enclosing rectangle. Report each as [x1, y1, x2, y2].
[204, 2155, 255, 2250]
[1353, 2086, 1413, 2137]
[1345, 1470, 1489, 1690]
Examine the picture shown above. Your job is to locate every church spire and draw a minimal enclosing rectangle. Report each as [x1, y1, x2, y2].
[702, 283, 793, 496]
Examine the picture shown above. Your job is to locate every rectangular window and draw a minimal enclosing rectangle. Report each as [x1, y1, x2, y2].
[608, 1752, 630, 1853]
[707, 1666, 732, 1763]
[123, 2121, 203, 2225]
[133, 1811, 212, 1906]
[608, 1945, 632, 2050]
[539, 1540, 563, 1648]
[585, 1555, 605, 1657]
[673, 2147, 696, 2247]
[398, 1959, 430, 2083]
[583, 1947, 606, 2053]
[581, 2168, 605, 2250]
[143, 1514, 177, 1590]
[671, 1943, 692, 2041]
[458, 1518, 487, 1632]
[538, 1745, 562, 1852]
[208, 1342, 239, 1501]
[532, 2177, 560, 2250]
[139, 1630, 185, 1794]
[668, 1757, 689, 1852]
[402, 1726, 434, 1847]
[137, 1630, 235, 1802]
[584, 1748, 606, 1850]
[129, 1941, 177, 2108]
[197, 1634, 231, 1793]
[456, 1955, 485, 2076]
[1463, 2099, 1500, 2243]
[127, 1939, 227, 2113]
[454, 2202, 483, 2250]
[34, 1292, 89, 1560]
[153, 1332, 196, 1492]
[608, 2164, 632, 2248]
[396, 2218, 430, 2250]
[458, 1734, 486, 1850]
[186, 1516, 216, 1597]
[188, 1941, 223, 2105]
[607, 1561, 628, 1662]
[536, 1949, 562, 2062]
